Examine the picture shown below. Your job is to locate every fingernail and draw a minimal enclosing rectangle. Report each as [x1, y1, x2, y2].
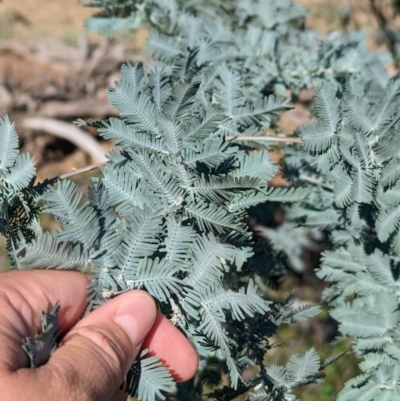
[114, 294, 156, 347]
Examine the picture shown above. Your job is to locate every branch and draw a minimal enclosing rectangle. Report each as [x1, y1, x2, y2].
[40, 99, 118, 119]
[226, 135, 302, 143]
[369, 0, 398, 64]
[369, 0, 389, 28]
[22, 117, 108, 164]
[59, 162, 107, 180]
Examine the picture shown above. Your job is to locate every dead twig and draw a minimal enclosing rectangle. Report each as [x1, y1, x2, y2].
[369, 0, 398, 65]
[22, 117, 107, 163]
[55, 135, 301, 180]
[40, 99, 118, 118]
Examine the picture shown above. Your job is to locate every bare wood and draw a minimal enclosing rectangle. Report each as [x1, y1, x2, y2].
[226, 135, 302, 143]
[22, 117, 108, 163]
[369, 0, 388, 28]
[40, 99, 118, 118]
[368, 0, 397, 65]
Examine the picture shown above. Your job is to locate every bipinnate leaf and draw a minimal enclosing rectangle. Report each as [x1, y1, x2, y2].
[376, 206, 400, 242]
[285, 348, 320, 383]
[0, 115, 19, 171]
[315, 82, 340, 132]
[128, 349, 174, 401]
[300, 122, 334, 153]
[22, 302, 60, 368]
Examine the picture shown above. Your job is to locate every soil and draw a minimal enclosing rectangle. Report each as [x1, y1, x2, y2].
[0, 0, 384, 42]
[0, 0, 99, 42]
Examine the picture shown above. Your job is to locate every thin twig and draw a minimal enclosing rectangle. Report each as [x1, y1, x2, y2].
[59, 162, 107, 180]
[226, 135, 302, 143]
[58, 135, 300, 180]
[369, 0, 388, 28]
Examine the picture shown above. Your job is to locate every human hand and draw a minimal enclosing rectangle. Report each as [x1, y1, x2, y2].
[0, 270, 198, 401]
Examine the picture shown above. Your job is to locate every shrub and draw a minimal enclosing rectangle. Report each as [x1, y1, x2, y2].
[1, 1, 400, 400]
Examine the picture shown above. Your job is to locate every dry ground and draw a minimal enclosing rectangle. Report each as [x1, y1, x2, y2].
[0, 0, 389, 41]
[0, 0, 99, 42]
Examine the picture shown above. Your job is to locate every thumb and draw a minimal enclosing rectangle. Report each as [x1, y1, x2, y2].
[20, 291, 157, 401]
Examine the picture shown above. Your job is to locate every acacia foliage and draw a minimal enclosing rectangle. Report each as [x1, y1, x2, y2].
[0, 61, 322, 401]
[84, 0, 400, 400]
[284, 77, 400, 401]
[2, 0, 400, 400]
[86, 0, 390, 96]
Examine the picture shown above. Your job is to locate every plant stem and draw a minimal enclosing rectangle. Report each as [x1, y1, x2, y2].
[59, 136, 301, 180]
[59, 162, 107, 180]
[57, 133, 300, 181]
[226, 135, 302, 143]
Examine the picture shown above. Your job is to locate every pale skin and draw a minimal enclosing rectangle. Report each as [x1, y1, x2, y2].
[0, 270, 199, 401]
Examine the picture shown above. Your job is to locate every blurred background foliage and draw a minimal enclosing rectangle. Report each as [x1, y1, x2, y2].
[1, 0, 400, 399]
